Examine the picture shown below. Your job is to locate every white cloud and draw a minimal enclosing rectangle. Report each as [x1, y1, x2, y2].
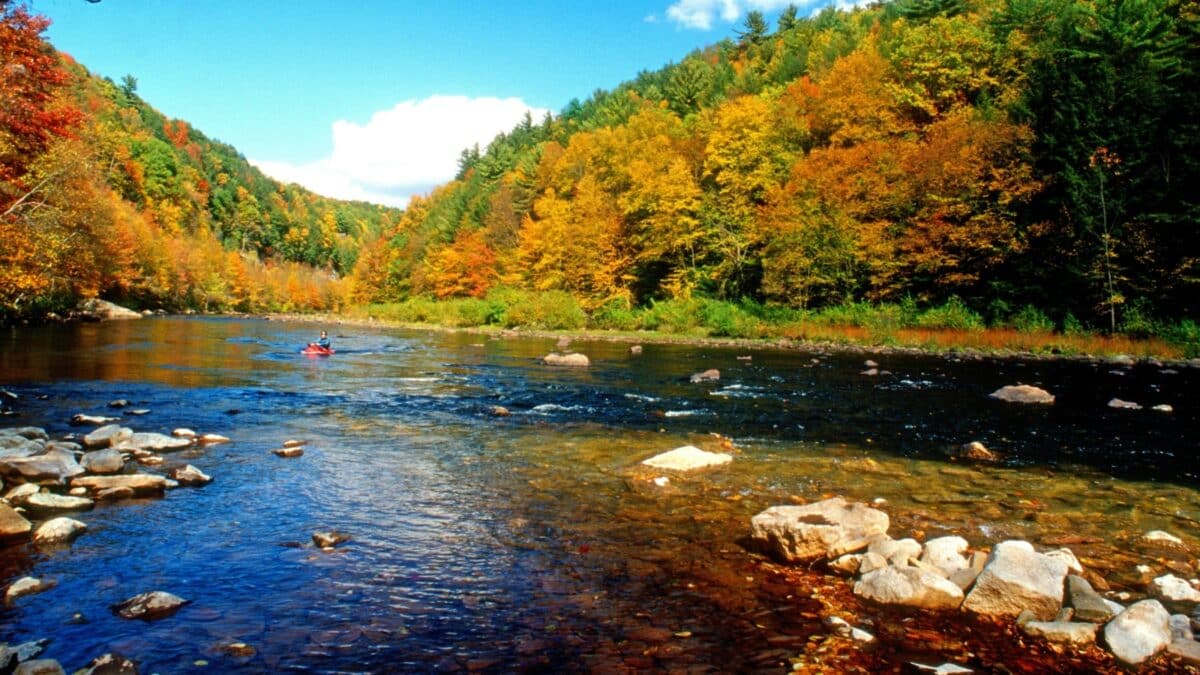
[252, 95, 550, 208]
[664, 0, 868, 30]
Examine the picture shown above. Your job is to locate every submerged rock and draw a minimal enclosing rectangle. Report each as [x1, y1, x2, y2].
[853, 565, 965, 610]
[641, 445, 732, 471]
[1103, 599, 1171, 667]
[111, 591, 190, 620]
[71, 414, 121, 426]
[955, 441, 997, 462]
[171, 428, 196, 438]
[989, 385, 1055, 404]
[198, 433, 230, 444]
[76, 653, 138, 675]
[689, 368, 720, 383]
[282, 439, 307, 448]
[962, 540, 1069, 621]
[76, 298, 141, 320]
[1107, 398, 1142, 410]
[5, 576, 55, 603]
[168, 465, 212, 486]
[313, 531, 351, 549]
[543, 353, 589, 367]
[273, 447, 303, 458]
[12, 659, 65, 675]
[750, 497, 890, 562]
[1143, 530, 1184, 546]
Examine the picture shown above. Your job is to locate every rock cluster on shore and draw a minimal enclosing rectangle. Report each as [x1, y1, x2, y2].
[0, 416, 224, 673]
[751, 496, 1200, 669]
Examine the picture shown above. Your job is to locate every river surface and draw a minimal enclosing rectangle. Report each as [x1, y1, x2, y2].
[0, 317, 1196, 673]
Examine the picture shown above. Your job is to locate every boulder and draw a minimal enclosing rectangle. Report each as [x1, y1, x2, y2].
[1152, 404, 1174, 413]
[629, 345, 643, 355]
[282, 439, 307, 448]
[198, 433, 230, 444]
[488, 405, 511, 417]
[1170, 613, 1194, 641]
[5, 576, 55, 603]
[920, 536, 970, 577]
[313, 531, 351, 549]
[0, 448, 84, 483]
[750, 497, 890, 562]
[82, 424, 132, 449]
[689, 368, 720, 383]
[24, 492, 94, 514]
[543, 353, 589, 367]
[171, 428, 196, 438]
[1067, 575, 1116, 623]
[95, 487, 136, 501]
[1043, 548, 1083, 574]
[1021, 620, 1099, 647]
[80, 448, 126, 475]
[5, 482, 40, 505]
[0, 503, 32, 538]
[76, 298, 141, 320]
[0, 436, 43, 459]
[1143, 530, 1183, 546]
[71, 474, 169, 496]
[111, 591, 189, 620]
[0, 427, 48, 441]
[828, 554, 862, 576]
[641, 445, 732, 471]
[169, 464, 212, 486]
[1168, 639, 1200, 667]
[125, 432, 191, 452]
[32, 517, 87, 545]
[955, 441, 996, 462]
[989, 385, 1055, 404]
[853, 565, 965, 610]
[962, 540, 1069, 621]
[273, 447, 303, 458]
[1103, 599, 1171, 667]
[107, 399, 130, 408]
[1150, 574, 1200, 611]
[858, 551, 889, 575]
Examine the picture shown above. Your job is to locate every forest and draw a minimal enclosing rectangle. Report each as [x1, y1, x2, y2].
[347, 0, 1198, 349]
[3, 0, 1198, 352]
[0, 1, 398, 319]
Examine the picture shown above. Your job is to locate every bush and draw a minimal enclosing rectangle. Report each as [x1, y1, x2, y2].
[1062, 312, 1088, 336]
[1010, 305, 1055, 333]
[642, 298, 705, 334]
[590, 300, 641, 331]
[1164, 319, 1200, 358]
[1119, 299, 1156, 337]
[699, 299, 764, 338]
[915, 297, 984, 330]
[485, 287, 585, 330]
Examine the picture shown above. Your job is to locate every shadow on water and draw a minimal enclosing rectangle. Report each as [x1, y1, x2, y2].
[0, 317, 1197, 672]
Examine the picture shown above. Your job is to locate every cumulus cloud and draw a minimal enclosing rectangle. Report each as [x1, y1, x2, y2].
[664, 0, 868, 30]
[252, 95, 550, 208]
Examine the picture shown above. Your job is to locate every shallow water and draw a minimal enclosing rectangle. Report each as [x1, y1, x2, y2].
[0, 317, 1196, 672]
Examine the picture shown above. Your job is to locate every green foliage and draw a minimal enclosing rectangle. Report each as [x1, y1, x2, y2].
[1163, 320, 1200, 358]
[590, 299, 641, 331]
[698, 299, 765, 338]
[484, 287, 586, 330]
[1010, 305, 1055, 332]
[914, 297, 984, 330]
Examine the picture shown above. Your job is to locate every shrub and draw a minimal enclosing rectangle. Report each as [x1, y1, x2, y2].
[1164, 319, 1200, 358]
[1010, 305, 1055, 333]
[485, 287, 585, 330]
[590, 300, 641, 331]
[1119, 299, 1155, 337]
[915, 297, 984, 330]
[699, 299, 764, 338]
[642, 298, 705, 334]
[1062, 312, 1088, 336]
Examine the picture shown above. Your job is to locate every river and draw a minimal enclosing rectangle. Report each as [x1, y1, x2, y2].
[0, 317, 1196, 672]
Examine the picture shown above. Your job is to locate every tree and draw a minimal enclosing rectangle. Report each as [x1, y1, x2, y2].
[778, 5, 799, 32]
[737, 11, 769, 47]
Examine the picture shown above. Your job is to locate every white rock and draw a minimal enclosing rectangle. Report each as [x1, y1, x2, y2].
[81, 424, 131, 448]
[989, 385, 1054, 404]
[869, 536, 922, 566]
[641, 445, 732, 471]
[908, 664, 972, 674]
[1150, 574, 1200, 608]
[962, 540, 1069, 621]
[198, 433, 230, 444]
[31, 517, 87, 545]
[823, 615, 875, 643]
[171, 428, 196, 438]
[24, 492, 93, 513]
[651, 476, 669, 487]
[126, 432, 191, 452]
[921, 536, 970, 577]
[543, 352, 590, 367]
[5, 576, 53, 603]
[1143, 530, 1183, 545]
[853, 565, 964, 610]
[1107, 398, 1142, 410]
[1169, 613, 1194, 641]
[1103, 599, 1171, 666]
[1152, 404, 1174, 413]
[169, 464, 212, 486]
[828, 554, 862, 576]
[858, 551, 889, 575]
[111, 590, 189, 620]
[4, 483, 40, 505]
[750, 497, 890, 562]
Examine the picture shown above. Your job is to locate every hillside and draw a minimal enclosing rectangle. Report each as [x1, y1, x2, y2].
[348, 0, 1199, 338]
[0, 2, 400, 319]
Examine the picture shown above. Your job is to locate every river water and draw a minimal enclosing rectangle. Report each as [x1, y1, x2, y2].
[0, 317, 1196, 672]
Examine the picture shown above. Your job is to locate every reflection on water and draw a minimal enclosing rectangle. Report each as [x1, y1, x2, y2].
[0, 317, 1196, 671]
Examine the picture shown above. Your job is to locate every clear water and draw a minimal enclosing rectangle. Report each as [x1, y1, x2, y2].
[0, 317, 1196, 672]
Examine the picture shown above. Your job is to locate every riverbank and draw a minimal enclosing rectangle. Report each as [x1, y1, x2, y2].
[267, 310, 1200, 369]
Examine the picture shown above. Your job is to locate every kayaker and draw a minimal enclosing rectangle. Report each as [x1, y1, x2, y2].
[317, 330, 331, 350]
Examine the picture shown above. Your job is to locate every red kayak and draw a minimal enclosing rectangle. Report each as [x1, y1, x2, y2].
[302, 344, 334, 356]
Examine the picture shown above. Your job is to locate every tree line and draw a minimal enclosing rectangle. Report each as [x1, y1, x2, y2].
[0, 0, 398, 319]
[350, 0, 1199, 337]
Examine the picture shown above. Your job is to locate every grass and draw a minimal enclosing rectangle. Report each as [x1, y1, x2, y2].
[342, 289, 1193, 361]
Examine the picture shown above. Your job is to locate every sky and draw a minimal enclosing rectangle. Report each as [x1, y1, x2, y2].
[31, 0, 848, 207]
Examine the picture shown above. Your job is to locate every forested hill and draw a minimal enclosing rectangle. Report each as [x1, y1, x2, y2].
[350, 0, 1199, 334]
[1, 2, 399, 319]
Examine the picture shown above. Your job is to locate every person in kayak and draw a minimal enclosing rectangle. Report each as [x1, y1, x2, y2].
[316, 330, 331, 350]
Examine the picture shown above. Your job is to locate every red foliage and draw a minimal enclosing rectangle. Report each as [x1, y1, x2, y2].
[0, 3, 81, 184]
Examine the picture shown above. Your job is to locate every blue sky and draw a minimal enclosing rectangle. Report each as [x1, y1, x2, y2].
[32, 0, 842, 206]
